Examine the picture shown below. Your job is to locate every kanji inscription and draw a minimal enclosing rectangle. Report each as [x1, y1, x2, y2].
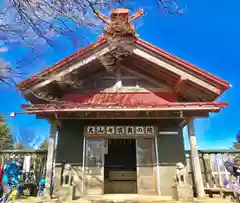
[85, 126, 156, 137]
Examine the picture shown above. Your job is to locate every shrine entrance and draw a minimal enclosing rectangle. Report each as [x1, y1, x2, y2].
[104, 138, 137, 194]
[83, 126, 158, 195]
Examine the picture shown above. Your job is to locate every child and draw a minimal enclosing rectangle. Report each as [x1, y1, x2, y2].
[38, 178, 46, 197]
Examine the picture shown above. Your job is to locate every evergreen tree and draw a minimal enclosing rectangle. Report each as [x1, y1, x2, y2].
[233, 131, 240, 149]
[0, 115, 4, 123]
[0, 123, 14, 149]
[15, 143, 26, 149]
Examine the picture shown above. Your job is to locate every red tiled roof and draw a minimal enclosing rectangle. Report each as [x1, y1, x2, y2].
[18, 36, 230, 91]
[22, 101, 228, 113]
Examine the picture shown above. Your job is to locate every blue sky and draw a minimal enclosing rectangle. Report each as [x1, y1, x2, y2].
[0, 0, 239, 149]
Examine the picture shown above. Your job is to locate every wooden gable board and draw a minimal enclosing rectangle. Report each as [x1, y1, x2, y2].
[19, 39, 226, 98]
[131, 46, 220, 95]
[27, 43, 115, 92]
[65, 65, 173, 93]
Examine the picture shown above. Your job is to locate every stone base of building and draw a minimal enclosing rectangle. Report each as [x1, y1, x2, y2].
[172, 184, 194, 201]
[53, 185, 76, 201]
[54, 194, 173, 202]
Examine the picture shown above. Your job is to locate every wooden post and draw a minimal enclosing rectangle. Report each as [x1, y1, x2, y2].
[222, 153, 229, 184]
[216, 154, 222, 187]
[202, 154, 209, 188]
[209, 154, 216, 188]
[45, 119, 57, 197]
[187, 118, 205, 198]
[115, 61, 122, 89]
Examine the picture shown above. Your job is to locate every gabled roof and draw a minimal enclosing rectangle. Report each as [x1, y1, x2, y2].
[18, 36, 230, 95]
[17, 7, 230, 120]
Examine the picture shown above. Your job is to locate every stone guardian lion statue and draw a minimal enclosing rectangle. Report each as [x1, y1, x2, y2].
[174, 162, 187, 185]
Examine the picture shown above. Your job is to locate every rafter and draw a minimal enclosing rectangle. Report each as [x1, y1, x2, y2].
[26, 44, 115, 92]
[131, 47, 221, 95]
[121, 65, 161, 87]
[35, 109, 210, 120]
[174, 77, 187, 92]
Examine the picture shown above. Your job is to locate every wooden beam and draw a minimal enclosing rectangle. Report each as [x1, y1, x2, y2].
[179, 118, 188, 128]
[122, 65, 172, 90]
[57, 116, 185, 120]
[22, 106, 222, 114]
[132, 56, 178, 81]
[127, 66, 160, 86]
[26, 44, 115, 92]
[115, 60, 122, 89]
[174, 77, 187, 92]
[61, 67, 107, 86]
[132, 47, 221, 95]
[187, 118, 205, 198]
[36, 109, 209, 119]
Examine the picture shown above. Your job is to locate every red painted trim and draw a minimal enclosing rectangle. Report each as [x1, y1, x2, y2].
[22, 101, 229, 111]
[18, 37, 106, 89]
[63, 92, 177, 104]
[136, 38, 230, 90]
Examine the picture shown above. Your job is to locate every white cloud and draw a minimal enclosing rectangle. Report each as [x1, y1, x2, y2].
[0, 47, 8, 52]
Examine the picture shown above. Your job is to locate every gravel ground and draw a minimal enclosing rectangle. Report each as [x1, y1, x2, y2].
[11, 198, 233, 203]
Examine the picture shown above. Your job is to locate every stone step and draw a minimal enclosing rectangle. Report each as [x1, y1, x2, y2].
[53, 185, 76, 201]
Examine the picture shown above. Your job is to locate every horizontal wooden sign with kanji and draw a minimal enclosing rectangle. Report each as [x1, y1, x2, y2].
[84, 126, 156, 137]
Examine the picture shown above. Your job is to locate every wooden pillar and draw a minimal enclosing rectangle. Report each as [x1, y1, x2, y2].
[45, 119, 57, 197]
[187, 118, 205, 198]
[115, 60, 122, 89]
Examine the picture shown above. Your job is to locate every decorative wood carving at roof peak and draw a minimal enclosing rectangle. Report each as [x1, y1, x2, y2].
[96, 8, 144, 40]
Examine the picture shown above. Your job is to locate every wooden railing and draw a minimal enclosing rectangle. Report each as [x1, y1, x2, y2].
[0, 149, 47, 184]
[186, 149, 240, 189]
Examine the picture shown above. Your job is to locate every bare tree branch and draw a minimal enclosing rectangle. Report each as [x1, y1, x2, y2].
[0, 0, 184, 87]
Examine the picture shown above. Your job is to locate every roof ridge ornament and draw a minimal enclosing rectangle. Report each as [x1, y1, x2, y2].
[96, 8, 144, 41]
[96, 8, 144, 72]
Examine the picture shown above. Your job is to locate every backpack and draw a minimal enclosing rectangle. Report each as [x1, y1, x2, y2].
[224, 160, 240, 177]
[224, 160, 235, 176]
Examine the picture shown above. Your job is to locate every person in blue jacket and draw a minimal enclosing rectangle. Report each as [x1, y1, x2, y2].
[1, 157, 23, 202]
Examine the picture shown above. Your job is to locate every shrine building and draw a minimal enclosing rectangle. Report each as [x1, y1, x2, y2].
[17, 8, 230, 200]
